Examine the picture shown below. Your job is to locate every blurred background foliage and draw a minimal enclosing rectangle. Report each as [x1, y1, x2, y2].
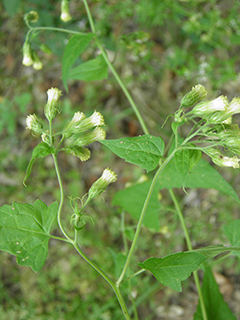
[1, 0, 240, 319]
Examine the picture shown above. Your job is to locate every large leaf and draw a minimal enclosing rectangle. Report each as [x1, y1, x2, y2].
[139, 252, 206, 292]
[62, 33, 94, 90]
[112, 181, 161, 230]
[194, 268, 236, 320]
[0, 200, 58, 272]
[23, 142, 54, 186]
[158, 158, 240, 203]
[67, 54, 108, 82]
[101, 135, 164, 172]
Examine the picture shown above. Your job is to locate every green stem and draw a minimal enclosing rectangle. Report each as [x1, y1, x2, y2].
[117, 149, 177, 286]
[82, 0, 149, 135]
[52, 153, 72, 242]
[169, 189, 208, 320]
[73, 242, 131, 320]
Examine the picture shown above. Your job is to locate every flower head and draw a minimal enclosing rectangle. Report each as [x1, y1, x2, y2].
[22, 42, 33, 67]
[74, 127, 106, 147]
[24, 11, 39, 23]
[32, 50, 43, 70]
[87, 168, 117, 200]
[60, 0, 72, 22]
[204, 148, 240, 169]
[26, 114, 43, 133]
[72, 111, 105, 133]
[63, 112, 86, 137]
[44, 88, 62, 121]
[181, 84, 207, 108]
[68, 146, 91, 161]
[192, 96, 228, 116]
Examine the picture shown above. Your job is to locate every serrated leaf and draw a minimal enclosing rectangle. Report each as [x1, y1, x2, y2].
[158, 158, 240, 203]
[68, 54, 108, 82]
[224, 220, 240, 251]
[62, 33, 94, 90]
[189, 149, 202, 171]
[194, 268, 237, 320]
[192, 244, 240, 257]
[139, 252, 206, 292]
[101, 135, 164, 172]
[0, 200, 58, 272]
[23, 142, 54, 186]
[112, 181, 161, 231]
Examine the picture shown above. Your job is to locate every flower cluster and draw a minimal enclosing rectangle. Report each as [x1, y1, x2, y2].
[176, 85, 240, 169]
[26, 87, 106, 162]
[22, 41, 43, 70]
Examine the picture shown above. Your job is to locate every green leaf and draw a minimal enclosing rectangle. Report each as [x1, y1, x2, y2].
[224, 220, 240, 247]
[194, 268, 237, 320]
[0, 200, 58, 272]
[174, 149, 202, 188]
[68, 54, 108, 82]
[112, 181, 161, 231]
[101, 135, 164, 172]
[62, 33, 94, 90]
[139, 252, 206, 292]
[23, 142, 54, 186]
[158, 158, 240, 203]
[192, 244, 240, 257]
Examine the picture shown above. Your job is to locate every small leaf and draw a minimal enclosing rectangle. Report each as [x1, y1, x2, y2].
[194, 268, 237, 320]
[139, 252, 206, 292]
[224, 220, 240, 247]
[0, 200, 58, 272]
[62, 33, 94, 90]
[23, 142, 54, 186]
[112, 181, 161, 231]
[101, 135, 164, 172]
[68, 54, 108, 82]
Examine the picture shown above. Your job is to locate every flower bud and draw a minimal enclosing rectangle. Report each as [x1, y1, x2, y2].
[181, 84, 207, 108]
[26, 114, 43, 133]
[60, 0, 72, 22]
[72, 111, 105, 133]
[44, 88, 62, 121]
[32, 50, 43, 70]
[22, 42, 33, 67]
[39, 44, 52, 55]
[88, 168, 117, 200]
[192, 96, 228, 116]
[41, 133, 51, 146]
[63, 112, 86, 137]
[74, 127, 106, 147]
[24, 11, 39, 23]
[205, 148, 240, 169]
[68, 146, 91, 161]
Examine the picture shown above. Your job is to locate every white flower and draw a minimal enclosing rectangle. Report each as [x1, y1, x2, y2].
[192, 96, 228, 116]
[101, 168, 118, 184]
[89, 111, 105, 126]
[220, 156, 240, 169]
[22, 42, 33, 67]
[87, 168, 117, 200]
[44, 88, 62, 121]
[26, 114, 43, 133]
[227, 98, 240, 115]
[74, 127, 106, 146]
[60, 0, 72, 22]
